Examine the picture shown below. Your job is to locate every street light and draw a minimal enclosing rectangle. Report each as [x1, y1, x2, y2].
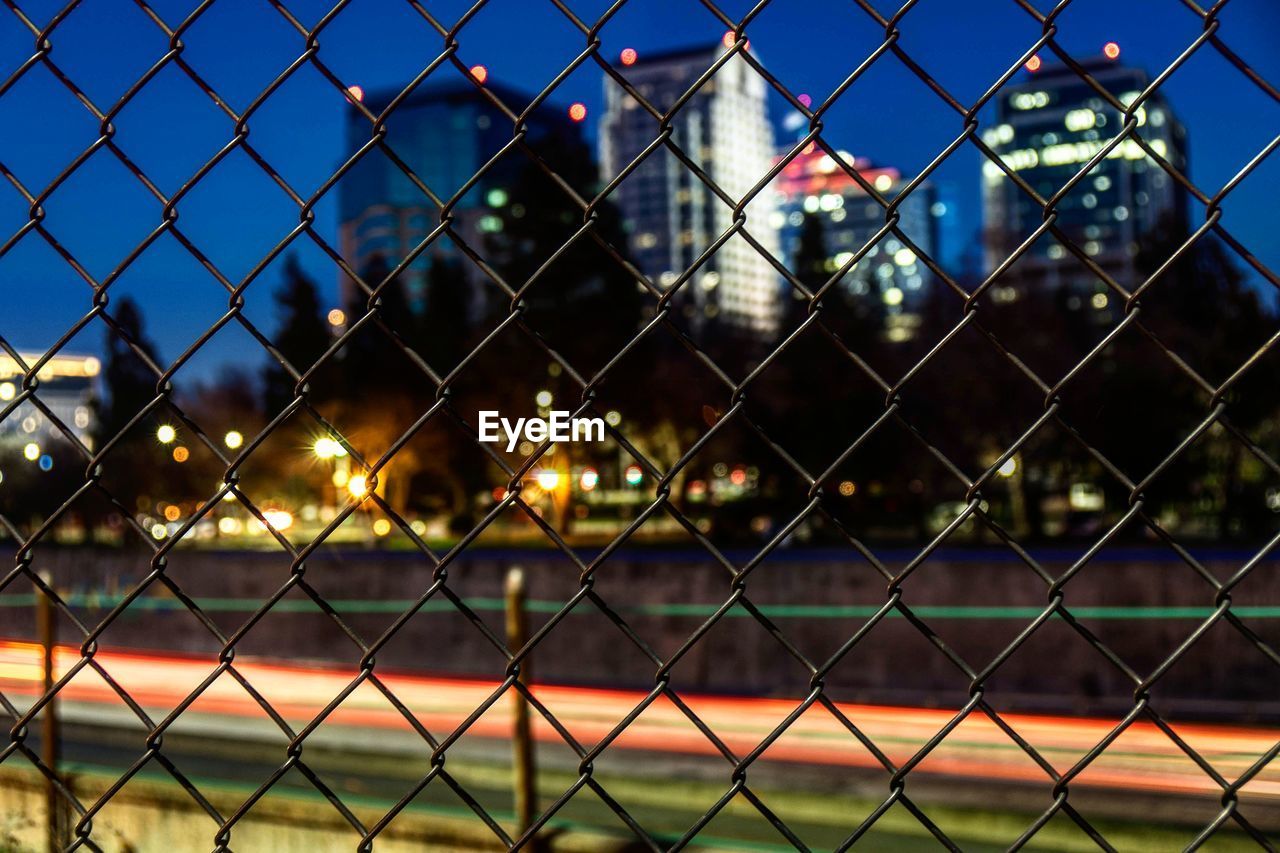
[262, 509, 294, 531]
[314, 437, 345, 459]
[347, 474, 369, 498]
[536, 469, 560, 490]
[224, 430, 244, 450]
[156, 424, 176, 444]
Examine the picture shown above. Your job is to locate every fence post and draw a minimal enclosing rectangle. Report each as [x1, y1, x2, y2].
[504, 566, 536, 842]
[36, 570, 61, 853]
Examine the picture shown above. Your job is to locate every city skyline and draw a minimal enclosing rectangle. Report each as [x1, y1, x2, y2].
[1, 2, 1276, 374]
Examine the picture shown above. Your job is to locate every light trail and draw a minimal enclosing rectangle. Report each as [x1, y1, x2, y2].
[1, 640, 1276, 799]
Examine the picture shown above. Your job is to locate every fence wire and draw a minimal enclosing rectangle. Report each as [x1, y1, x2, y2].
[2, 0, 1279, 850]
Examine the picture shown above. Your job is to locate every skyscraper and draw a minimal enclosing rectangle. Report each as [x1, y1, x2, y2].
[0, 352, 99, 449]
[338, 79, 583, 312]
[600, 40, 782, 336]
[774, 146, 942, 342]
[981, 52, 1188, 315]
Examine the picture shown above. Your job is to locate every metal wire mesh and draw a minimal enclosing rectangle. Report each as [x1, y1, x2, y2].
[1, 0, 1278, 849]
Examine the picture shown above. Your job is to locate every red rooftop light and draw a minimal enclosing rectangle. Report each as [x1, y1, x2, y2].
[470, 64, 488, 84]
[568, 102, 587, 122]
[620, 47, 637, 66]
[1025, 55, 1042, 72]
[1103, 41, 1121, 60]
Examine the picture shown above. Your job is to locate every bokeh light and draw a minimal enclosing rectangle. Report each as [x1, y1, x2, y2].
[347, 474, 369, 498]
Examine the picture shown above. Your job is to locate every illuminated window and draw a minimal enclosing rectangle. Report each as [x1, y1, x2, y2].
[1064, 109, 1097, 132]
[981, 124, 1014, 146]
[1011, 91, 1050, 110]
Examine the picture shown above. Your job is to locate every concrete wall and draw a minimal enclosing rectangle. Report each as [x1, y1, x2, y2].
[4, 547, 1278, 720]
[0, 767, 627, 852]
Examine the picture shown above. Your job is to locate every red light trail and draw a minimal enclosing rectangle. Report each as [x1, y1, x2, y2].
[2, 641, 1276, 799]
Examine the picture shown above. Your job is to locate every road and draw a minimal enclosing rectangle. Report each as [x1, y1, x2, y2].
[1, 640, 1278, 849]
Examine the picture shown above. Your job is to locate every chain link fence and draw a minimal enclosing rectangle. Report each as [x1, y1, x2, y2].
[2, 0, 1279, 849]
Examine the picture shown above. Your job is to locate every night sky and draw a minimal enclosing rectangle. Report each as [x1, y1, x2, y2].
[1, 0, 1277, 379]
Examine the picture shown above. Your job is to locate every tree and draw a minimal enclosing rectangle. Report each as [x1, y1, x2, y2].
[99, 296, 161, 443]
[86, 296, 164, 539]
[263, 255, 331, 414]
[333, 253, 431, 518]
[1129, 214, 1276, 538]
[418, 253, 471, 373]
[341, 253, 417, 397]
[485, 132, 644, 374]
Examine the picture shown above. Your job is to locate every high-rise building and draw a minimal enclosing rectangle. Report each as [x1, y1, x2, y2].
[981, 53, 1188, 313]
[600, 40, 782, 336]
[774, 146, 942, 342]
[0, 352, 99, 449]
[339, 79, 583, 311]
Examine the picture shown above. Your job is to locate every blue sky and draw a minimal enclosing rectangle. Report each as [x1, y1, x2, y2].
[1, 0, 1276, 377]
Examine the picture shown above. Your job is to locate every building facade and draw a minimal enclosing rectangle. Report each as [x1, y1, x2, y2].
[774, 147, 941, 342]
[338, 80, 582, 313]
[982, 55, 1188, 315]
[0, 352, 99, 453]
[600, 41, 782, 336]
